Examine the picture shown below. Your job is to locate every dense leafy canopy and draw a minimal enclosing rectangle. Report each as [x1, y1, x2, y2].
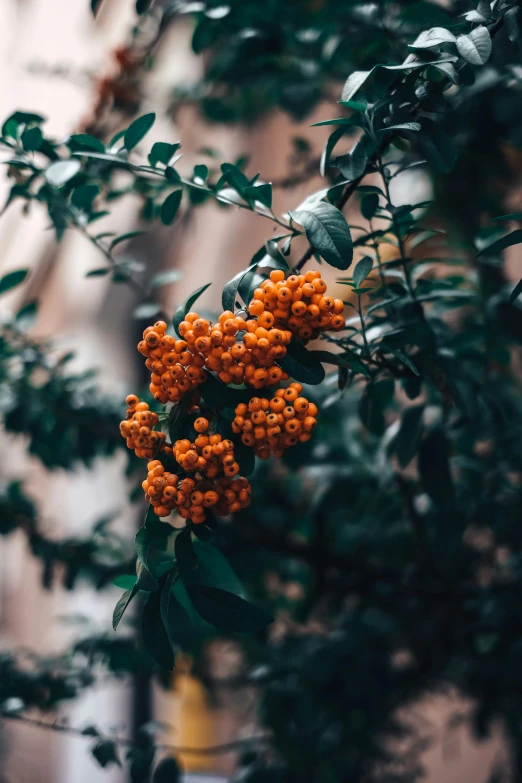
[1, 0, 522, 781]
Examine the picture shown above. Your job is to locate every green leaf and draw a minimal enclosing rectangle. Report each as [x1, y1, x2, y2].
[200, 371, 257, 407]
[341, 70, 374, 103]
[160, 190, 183, 225]
[149, 269, 183, 289]
[124, 113, 156, 151]
[418, 121, 456, 174]
[109, 231, 145, 250]
[320, 125, 346, 177]
[148, 141, 180, 168]
[112, 585, 138, 630]
[160, 569, 193, 646]
[0, 269, 29, 295]
[2, 111, 44, 138]
[359, 379, 395, 435]
[334, 140, 367, 180]
[476, 229, 522, 257]
[411, 27, 456, 48]
[136, 0, 153, 13]
[181, 540, 245, 596]
[392, 404, 425, 468]
[379, 122, 421, 133]
[418, 428, 455, 508]
[243, 183, 272, 208]
[289, 202, 353, 270]
[71, 184, 99, 210]
[312, 116, 361, 127]
[509, 278, 522, 303]
[113, 575, 137, 590]
[381, 343, 420, 375]
[220, 162, 250, 197]
[68, 134, 105, 152]
[173, 282, 211, 336]
[353, 256, 373, 287]
[279, 340, 326, 385]
[175, 528, 198, 576]
[135, 522, 173, 578]
[456, 26, 491, 66]
[505, 7, 520, 42]
[361, 193, 379, 221]
[222, 265, 253, 312]
[21, 126, 43, 152]
[91, 0, 104, 15]
[230, 437, 256, 477]
[186, 585, 273, 633]
[92, 740, 121, 768]
[45, 159, 81, 187]
[493, 213, 522, 222]
[15, 300, 38, 329]
[152, 758, 182, 783]
[142, 589, 174, 669]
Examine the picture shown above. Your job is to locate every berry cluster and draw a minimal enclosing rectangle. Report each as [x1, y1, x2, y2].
[124, 268, 342, 523]
[248, 269, 344, 341]
[138, 320, 206, 405]
[231, 383, 318, 458]
[119, 395, 169, 459]
[142, 460, 251, 523]
[173, 418, 241, 478]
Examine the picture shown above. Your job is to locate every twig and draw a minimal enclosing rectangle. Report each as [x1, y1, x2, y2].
[0, 711, 269, 756]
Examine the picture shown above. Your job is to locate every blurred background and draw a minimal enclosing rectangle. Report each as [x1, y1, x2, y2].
[0, 0, 521, 781]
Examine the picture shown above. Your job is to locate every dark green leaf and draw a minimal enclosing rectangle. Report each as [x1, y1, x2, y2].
[112, 585, 138, 630]
[244, 183, 272, 208]
[381, 343, 420, 375]
[505, 7, 520, 42]
[173, 282, 211, 335]
[0, 269, 29, 295]
[456, 26, 491, 66]
[418, 428, 455, 508]
[220, 162, 250, 197]
[320, 125, 347, 177]
[15, 300, 38, 329]
[124, 113, 156, 151]
[181, 540, 244, 596]
[186, 585, 273, 633]
[392, 404, 425, 468]
[148, 141, 180, 168]
[110, 231, 145, 250]
[418, 121, 456, 174]
[476, 229, 522, 257]
[152, 758, 182, 783]
[92, 740, 121, 769]
[289, 203, 353, 270]
[334, 140, 367, 180]
[160, 190, 183, 225]
[71, 184, 99, 210]
[359, 379, 395, 435]
[113, 575, 137, 590]
[142, 589, 174, 669]
[21, 127, 43, 152]
[160, 570, 193, 646]
[361, 193, 379, 221]
[136, 0, 153, 13]
[353, 256, 373, 287]
[68, 134, 105, 152]
[411, 27, 456, 48]
[378, 122, 421, 133]
[279, 340, 326, 385]
[509, 278, 522, 303]
[200, 371, 258, 407]
[91, 0, 104, 15]
[231, 437, 256, 477]
[175, 528, 198, 576]
[222, 265, 254, 312]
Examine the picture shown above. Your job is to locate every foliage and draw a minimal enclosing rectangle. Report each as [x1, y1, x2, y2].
[1, 0, 522, 781]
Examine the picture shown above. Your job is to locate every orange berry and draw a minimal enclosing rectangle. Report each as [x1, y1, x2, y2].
[303, 416, 317, 432]
[270, 269, 285, 283]
[194, 417, 209, 433]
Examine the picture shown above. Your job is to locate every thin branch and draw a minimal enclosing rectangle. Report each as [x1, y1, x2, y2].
[0, 711, 269, 756]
